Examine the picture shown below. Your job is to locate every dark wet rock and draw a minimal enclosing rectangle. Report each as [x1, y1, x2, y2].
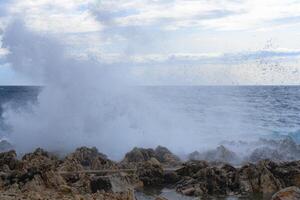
[272, 186, 300, 200]
[176, 161, 240, 196]
[0, 140, 13, 152]
[256, 160, 283, 195]
[137, 158, 164, 186]
[90, 176, 112, 193]
[175, 159, 300, 197]
[176, 160, 209, 177]
[238, 163, 260, 193]
[188, 145, 241, 165]
[163, 171, 180, 184]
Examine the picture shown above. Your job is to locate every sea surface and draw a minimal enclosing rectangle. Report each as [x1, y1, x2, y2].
[0, 85, 299, 200]
[1, 86, 300, 142]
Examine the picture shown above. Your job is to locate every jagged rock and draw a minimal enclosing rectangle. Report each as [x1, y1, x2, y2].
[176, 161, 240, 196]
[60, 147, 116, 171]
[154, 146, 181, 166]
[252, 137, 300, 162]
[0, 150, 22, 171]
[122, 146, 181, 167]
[272, 186, 300, 200]
[176, 160, 209, 177]
[188, 145, 241, 164]
[22, 148, 60, 171]
[257, 160, 283, 195]
[137, 158, 164, 186]
[122, 147, 156, 164]
[238, 163, 260, 193]
[248, 147, 286, 163]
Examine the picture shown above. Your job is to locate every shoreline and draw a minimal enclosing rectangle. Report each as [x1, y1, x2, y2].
[0, 144, 300, 200]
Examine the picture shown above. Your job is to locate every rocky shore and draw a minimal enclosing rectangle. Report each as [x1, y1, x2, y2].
[0, 139, 300, 199]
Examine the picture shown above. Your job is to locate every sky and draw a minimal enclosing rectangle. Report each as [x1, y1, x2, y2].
[1, 0, 300, 85]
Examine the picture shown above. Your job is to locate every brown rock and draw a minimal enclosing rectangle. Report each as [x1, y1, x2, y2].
[122, 147, 156, 164]
[137, 158, 164, 186]
[154, 146, 181, 166]
[272, 186, 300, 200]
[60, 147, 116, 171]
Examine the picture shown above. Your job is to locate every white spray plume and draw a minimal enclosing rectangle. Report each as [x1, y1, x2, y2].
[2, 19, 204, 159]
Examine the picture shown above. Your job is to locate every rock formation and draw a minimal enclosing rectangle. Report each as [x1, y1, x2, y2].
[121, 146, 181, 167]
[0, 145, 299, 199]
[188, 145, 241, 165]
[175, 159, 300, 197]
[271, 186, 300, 200]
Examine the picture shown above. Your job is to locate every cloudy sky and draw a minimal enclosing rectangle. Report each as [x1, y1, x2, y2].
[1, 0, 300, 85]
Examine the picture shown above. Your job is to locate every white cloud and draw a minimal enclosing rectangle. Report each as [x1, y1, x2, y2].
[0, 48, 8, 58]
[93, 0, 300, 31]
[7, 0, 101, 33]
[1, 0, 300, 85]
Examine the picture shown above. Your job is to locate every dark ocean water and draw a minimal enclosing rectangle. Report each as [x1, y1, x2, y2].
[1, 86, 300, 142]
[146, 86, 300, 143]
[0, 86, 40, 134]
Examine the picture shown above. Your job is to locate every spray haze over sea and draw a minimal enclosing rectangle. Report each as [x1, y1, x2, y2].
[1, 85, 300, 159]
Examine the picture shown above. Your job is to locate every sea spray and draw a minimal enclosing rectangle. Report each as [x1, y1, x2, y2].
[1, 20, 202, 159]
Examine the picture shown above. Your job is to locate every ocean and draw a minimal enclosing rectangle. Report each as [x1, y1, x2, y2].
[1, 86, 300, 143]
[1, 85, 299, 200]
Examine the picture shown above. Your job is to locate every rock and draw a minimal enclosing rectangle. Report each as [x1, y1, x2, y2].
[122, 146, 181, 167]
[254, 137, 300, 161]
[188, 145, 241, 165]
[176, 160, 209, 177]
[154, 146, 181, 166]
[238, 163, 260, 193]
[60, 147, 116, 171]
[59, 184, 73, 194]
[248, 147, 286, 163]
[176, 161, 239, 196]
[0, 150, 22, 171]
[155, 197, 168, 200]
[137, 158, 164, 186]
[90, 176, 112, 193]
[122, 147, 156, 164]
[22, 148, 59, 171]
[272, 186, 300, 200]
[163, 171, 180, 184]
[258, 160, 283, 195]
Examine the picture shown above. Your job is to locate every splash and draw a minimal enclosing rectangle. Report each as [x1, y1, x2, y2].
[1, 20, 200, 159]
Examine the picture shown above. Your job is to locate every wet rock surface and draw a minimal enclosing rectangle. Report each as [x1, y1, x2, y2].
[271, 186, 300, 200]
[0, 147, 135, 200]
[0, 144, 300, 199]
[175, 159, 300, 197]
[188, 145, 241, 165]
[122, 146, 181, 167]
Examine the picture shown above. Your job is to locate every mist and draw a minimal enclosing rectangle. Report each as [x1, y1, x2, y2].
[0, 18, 275, 160]
[1, 19, 210, 159]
